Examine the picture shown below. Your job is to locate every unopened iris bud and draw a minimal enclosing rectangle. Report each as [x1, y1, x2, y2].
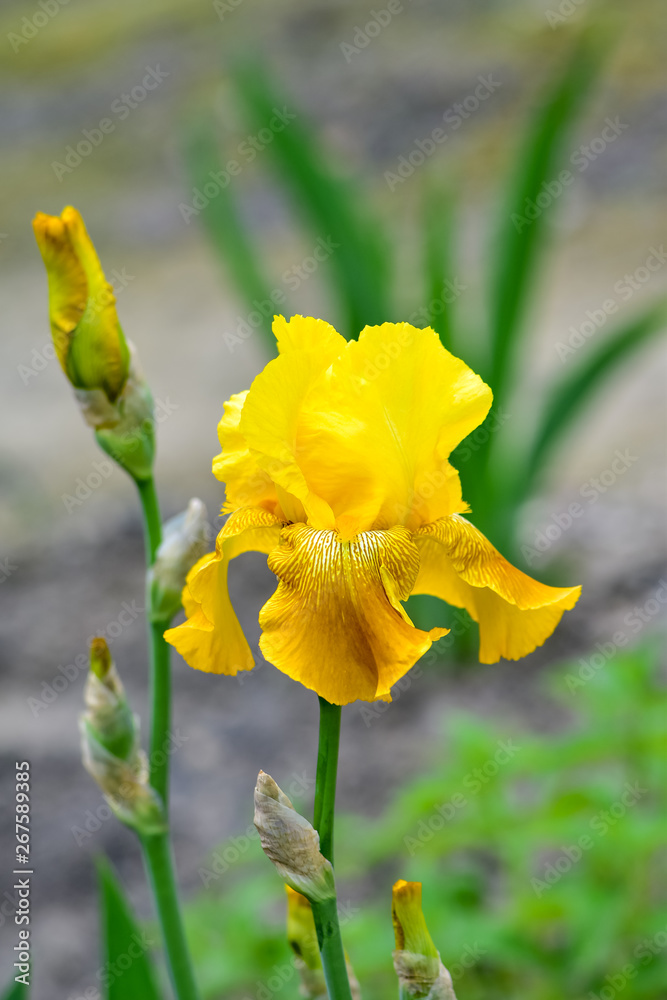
[32, 207, 155, 481]
[253, 772, 335, 903]
[80, 638, 165, 835]
[392, 881, 457, 999]
[148, 499, 209, 623]
[286, 887, 361, 999]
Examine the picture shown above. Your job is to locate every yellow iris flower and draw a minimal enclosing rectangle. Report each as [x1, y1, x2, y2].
[32, 206, 129, 401]
[165, 315, 580, 705]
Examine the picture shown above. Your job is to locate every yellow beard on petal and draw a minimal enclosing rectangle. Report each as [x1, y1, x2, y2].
[259, 524, 447, 705]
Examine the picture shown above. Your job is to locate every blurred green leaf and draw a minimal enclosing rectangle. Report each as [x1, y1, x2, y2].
[183, 117, 278, 356]
[1, 981, 28, 999]
[97, 856, 162, 1000]
[233, 61, 391, 338]
[422, 185, 456, 352]
[523, 303, 666, 493]
[487, 35, 603, 402]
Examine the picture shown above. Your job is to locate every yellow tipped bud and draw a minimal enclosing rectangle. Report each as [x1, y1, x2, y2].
[32, 207, 129, 401]
[392, 881, 457, 999]
[148, 499, 209, 623]
[80, 639, 165, 835]
[33, 207, 154, 481]
[254, 771, 335, 903]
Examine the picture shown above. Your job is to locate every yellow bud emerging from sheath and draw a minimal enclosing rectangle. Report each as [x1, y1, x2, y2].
[254, 772, 335, 903]
[32, 207, 129, 400]
[392, 881, 457, 999]
[80, 638, 165, 835]
[33, 207, 155, 481]
[148, 499, 209, 623]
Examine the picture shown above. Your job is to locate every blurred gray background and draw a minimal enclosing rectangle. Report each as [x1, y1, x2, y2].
[0, 0, 665, 996]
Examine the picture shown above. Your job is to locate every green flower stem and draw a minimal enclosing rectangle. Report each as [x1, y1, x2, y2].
[136, 475, 162, 564]
[310, 897, 354, 1000]
[135, 475, 201, 1000]
[313, 696, 341, 865]
[312, 697, 353, 1000]
[148, 618, 172, 807]
[141, 833, 201, 1000]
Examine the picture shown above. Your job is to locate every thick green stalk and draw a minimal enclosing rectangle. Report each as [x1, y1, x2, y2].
[313, 697, 341, 865]
[312, 697, 353, 1000]
[135, 475, 201, 999]
[141, 833, 200, 1000]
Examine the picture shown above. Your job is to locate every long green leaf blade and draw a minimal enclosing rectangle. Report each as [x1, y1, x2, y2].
[524, 303, 666, 492]
[488, 35, 603, 401]
[97, 856, 162, 1000]
[182, 118, 278, 356]
[1, 981, 29, 999]
[233, 61, 390, 338]
[422, 185, 456, 353]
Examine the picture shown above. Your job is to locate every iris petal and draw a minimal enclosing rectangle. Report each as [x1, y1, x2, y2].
[413, 514, 581, 662]
[258, 524, 447, 705]
[165, 507, 282, 675]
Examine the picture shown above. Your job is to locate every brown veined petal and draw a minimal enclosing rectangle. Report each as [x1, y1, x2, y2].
[240, 315, 347, 530]
[413, 514, 581, 662]
[213, 390, 282, 516]
[258, 524, 447, 705]
[164, 507, 282, 675]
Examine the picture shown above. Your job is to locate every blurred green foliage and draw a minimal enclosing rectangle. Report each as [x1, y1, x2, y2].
[183, 643, 667, 999]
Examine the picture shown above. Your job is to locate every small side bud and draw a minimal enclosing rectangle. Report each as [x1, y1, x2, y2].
[286, 887, 361, 999]
[80, 638, 165, 835]
[254, 771, 335, 903]
[148, 499, 209, 623]
[392, 881, 457, 999]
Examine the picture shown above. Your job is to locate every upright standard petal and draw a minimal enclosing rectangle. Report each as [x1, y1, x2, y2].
[294, 324, 493, 536]
[240, 315, 347, 529]
[413, 514, 580, 662]
[213, 391, 281, 516]
[164, 507, 282, 675]
[259, 524, 447, 705]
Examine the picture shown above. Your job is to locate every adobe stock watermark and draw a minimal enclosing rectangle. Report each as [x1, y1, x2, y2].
[67, 929, 156, 1000]
[565, 578, 667, 694]
[222, 235, 340, 352]
[340, 0, 407, 62]
[8, 0, 71, 54]
[511, 117, 628, 231]
[51, 66, 169, 180]
[71, 729, 189, 846]
[531, 781, 648, 896]
[179, 107, 297, 223]
[212, 0, 242, 20]
[521, 448, 638, 566]
[27, 598, 145, 717]
[555, 246, 667, 362]
[0, 556, 18, 583]
[198, 770, 316, 887]
[404, 739, 521, 855]
[589, 925, 667, 1000]
[545, 0, 588, 27]
[385, 74, 501, 190]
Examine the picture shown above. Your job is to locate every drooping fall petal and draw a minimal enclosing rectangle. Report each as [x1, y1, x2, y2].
[413, 514, 581, 662]
[164, 507, 282, 675]
[258, 523, 447, 705]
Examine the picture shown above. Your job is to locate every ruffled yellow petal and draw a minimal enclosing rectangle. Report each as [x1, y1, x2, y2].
[213, 391, 281, 516]
[258, 524, 447, 705]
[239, 315, 347, 529]
[164, 507, 282, 675]
[32, 207, 129, 400]
[413, 514, 581, 662]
